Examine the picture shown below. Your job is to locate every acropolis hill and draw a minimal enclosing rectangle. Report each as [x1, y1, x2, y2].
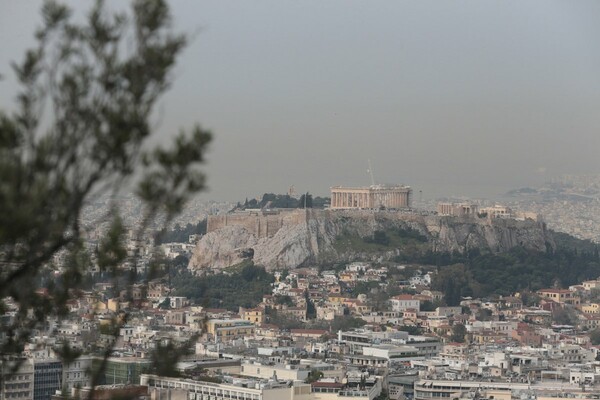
[189, 208, 553, 272]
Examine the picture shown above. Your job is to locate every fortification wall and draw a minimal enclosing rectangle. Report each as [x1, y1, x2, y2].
[193, 208, 552, 271]
[207, 210, 306, 238]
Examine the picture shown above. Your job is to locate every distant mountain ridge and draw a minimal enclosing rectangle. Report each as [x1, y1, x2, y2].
[188, 209, 552, 271]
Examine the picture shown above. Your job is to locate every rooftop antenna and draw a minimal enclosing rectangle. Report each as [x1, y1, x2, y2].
[367, 159, 376, 186]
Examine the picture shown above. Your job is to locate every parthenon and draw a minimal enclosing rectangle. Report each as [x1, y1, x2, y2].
[330, 185, 412, 209]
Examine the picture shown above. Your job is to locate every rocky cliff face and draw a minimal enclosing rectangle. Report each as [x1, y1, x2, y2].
[188, 210, 553, 272]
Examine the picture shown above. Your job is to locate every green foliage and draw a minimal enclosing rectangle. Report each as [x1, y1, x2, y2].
[590, 328, 600, 345]
[335, 228, 429, 254]
[312, 196, 330, 208]
[305, 291, 317, 319]
[398, 325, 422, 335]
[138, 127, 211, 220]
[328, 316, 366, 332]
[305, 369, 324, 383]
[245, 193, 297, 209]
[370, 230, 390, 246]
[476, 308, 493, 322]
[158, 297, 171, 309]
[239, 193, 329, 209]
[149, 338, 196, 378]
[0, 0, 210, 384]
[519, 291, 541, 307]
[194, 375, 223, 384]
[98, 324, 114, 336]
[351, 281, 381, 297]
[155, 219, 207, 244]
[395, 227, 428, 242]
[367, 289, 390, 312]
[430, 238, 600, 300]
[302, 316, 367, 332]
[553, 231, 599, 254]
[298, 193, 313, 208]
[420, 300, 436, 312]
[96, 216, 128, 275]
[224, 259, 255, 274]
[373, 390, 390, 400]
[267, 311, 305, 330]
[172, 264, 274, 310]
[552, 307, 578, 325]
[180, 366, 222, 382]
[432, 264, 478, 306]
[450, 324, 467, 343]
[334, 226, 600, 302]
[274, 295, 294, 307]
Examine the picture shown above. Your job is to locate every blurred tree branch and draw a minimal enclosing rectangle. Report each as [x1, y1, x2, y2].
[0, 0, 211, 389]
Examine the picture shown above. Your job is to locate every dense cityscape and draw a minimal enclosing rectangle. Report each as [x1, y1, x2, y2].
[4, 180, 600, 400]
[3, 1, 600, 400]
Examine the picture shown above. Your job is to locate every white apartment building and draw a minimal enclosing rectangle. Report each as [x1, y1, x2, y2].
[62, 356, 93, 392]
[389, 295, 420, 312]
[142, 374, 381, 400]
[1, 358, 34, 400]
[239, 361, 310, 381]
[142, 374, 313, 400]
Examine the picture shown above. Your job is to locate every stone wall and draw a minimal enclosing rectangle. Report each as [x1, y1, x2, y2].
[207, 210, 306, 239]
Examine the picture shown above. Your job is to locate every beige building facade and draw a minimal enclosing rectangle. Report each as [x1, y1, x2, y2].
[437, 202, 479, 217]
[330, 185, 411, 210]
[206, 319, 256, 340]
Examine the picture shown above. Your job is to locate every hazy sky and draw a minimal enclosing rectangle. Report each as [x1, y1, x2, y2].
[2, 1, 600, 201]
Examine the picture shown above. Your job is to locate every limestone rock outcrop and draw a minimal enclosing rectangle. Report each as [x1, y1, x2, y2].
[188, 210, 553, 272]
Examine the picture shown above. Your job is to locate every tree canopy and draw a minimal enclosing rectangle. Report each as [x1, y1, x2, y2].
[0, 0, 211, 381]
[172, 264, 274, 310]
[238, 192, 329, 210]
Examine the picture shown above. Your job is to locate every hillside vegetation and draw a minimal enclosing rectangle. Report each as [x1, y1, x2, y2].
[236, 193, 330, 209]
[334, 227, 429, 258]
[335, 227, 600, 304]
[176, 213, 600, 309]
[155, 219, 207, 244]
[172, 264, 274, 310]
[430, 232, 600, 305]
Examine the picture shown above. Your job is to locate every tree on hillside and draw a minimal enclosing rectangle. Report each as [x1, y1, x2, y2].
[552, 307, 578, 326]
[476, 308, 493, 322]
[298, 193, 313, 208]
[372, 230, 390, 246]
[305, 369, 324, 384]
[305, 290, 316, 319]
[0, 0, 210, 385]
[432, 264, 471, 306]
[420, 300, 436, 312]
[590, 328, 600, 345]
[312, 196, 330, 208]
[450, 324, 467, 343]
[155, 219, 207, 244]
